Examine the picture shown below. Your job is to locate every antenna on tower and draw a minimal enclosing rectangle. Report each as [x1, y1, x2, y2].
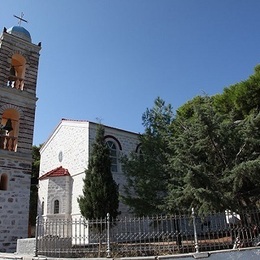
[13, 12, 28, 26]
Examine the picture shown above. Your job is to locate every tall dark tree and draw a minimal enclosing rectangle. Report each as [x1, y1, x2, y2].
[78, 124, 119, 220]
[29, 144, 41, 232]
[222, 110, 260, 211]
[166, 95, 260, 215]
[122, 97, 174, 215]
[166, 97, 235, 215]
[124, 66, 260, 217]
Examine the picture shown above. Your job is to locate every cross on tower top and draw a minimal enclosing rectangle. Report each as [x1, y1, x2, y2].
[13, 12, 28, 26]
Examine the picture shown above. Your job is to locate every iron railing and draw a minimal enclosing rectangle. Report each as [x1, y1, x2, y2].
[35, 209, 260, 258]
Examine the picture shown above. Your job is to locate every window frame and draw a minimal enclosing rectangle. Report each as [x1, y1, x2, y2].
[106, 140, 118, 172]
[54, 199, 60, 214]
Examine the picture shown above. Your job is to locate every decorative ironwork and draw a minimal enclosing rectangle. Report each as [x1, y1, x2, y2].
[35, 209, 260, 258]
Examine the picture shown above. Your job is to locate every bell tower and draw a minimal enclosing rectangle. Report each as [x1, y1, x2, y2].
[0, 22, 41, 252]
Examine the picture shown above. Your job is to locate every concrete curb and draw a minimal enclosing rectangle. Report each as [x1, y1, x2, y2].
[1, 247, 260, 260]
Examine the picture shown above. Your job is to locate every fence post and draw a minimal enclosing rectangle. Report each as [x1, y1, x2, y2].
[34, 215, 39, 257]
[192, 208, 199, 253]
[106, 213, 111, 258]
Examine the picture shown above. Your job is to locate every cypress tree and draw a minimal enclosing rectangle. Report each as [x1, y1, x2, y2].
[78, 124, 119, 220]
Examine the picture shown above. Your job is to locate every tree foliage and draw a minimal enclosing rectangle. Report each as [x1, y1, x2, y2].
[213, 65, 260, 119]
[29, 144, 41, 226]
[123, 66, 260, 216]
[166, 66, 260, 215]
[78, 124, 119, 220]
[122, 97, 174, 215]
[222, 110, 260, 211]
[166, 97, 239, 214]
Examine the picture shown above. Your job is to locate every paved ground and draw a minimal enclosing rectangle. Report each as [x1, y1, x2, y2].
[1, 247, 260, 260]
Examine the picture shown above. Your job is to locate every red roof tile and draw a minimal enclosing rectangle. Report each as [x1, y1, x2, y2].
[39, 166, 70, 180]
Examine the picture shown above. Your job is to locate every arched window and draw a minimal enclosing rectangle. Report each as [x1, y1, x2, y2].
[106, 140, 118, 172]
[1, 108, 19, 152]
[54, 200, 59, 214]
[135, 143, 142, 154]
[8, 54, 26, 90]
[0, 174, 8, 190]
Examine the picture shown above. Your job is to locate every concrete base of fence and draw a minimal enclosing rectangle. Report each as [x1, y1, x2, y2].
[0, 253, 23, 260]
[1, 246, 259, 260]
[16, 238, 36, 255]
[193, 252, 210, 258]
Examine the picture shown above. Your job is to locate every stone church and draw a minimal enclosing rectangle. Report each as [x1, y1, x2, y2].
[38, 119, 140, 222]
[0, 24, 41, 252]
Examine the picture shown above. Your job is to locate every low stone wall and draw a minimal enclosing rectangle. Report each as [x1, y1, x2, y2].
[16, 238, 35, 255]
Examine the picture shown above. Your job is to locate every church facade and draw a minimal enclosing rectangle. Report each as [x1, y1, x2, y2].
[38, 119, 140, 221]
[0, 25, 41, 252]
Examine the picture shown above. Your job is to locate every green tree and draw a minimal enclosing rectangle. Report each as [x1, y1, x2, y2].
[77, 124, 119, 220]
[123, 66, 260, 217]
[29, 145, 41, 230]
[213, 65, 260, 119]
[122, 97, 174, 215]
[222, 110, 260, 211]
[166, 96, 260, 215]
[166, 97, 233, 215]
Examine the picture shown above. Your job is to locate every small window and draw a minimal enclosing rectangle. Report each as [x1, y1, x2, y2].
[106, 140, 118, 172]
[42, 201, 44, 215]
[54, 200, 59, 214]
[0, 174, 8, 190]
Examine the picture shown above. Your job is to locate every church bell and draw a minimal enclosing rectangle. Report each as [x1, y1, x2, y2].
[10, 66, 16, 77]
[3, 119, 13, 133]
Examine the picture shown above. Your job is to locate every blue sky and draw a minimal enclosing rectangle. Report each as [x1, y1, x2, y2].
[1, 0, 260, 145]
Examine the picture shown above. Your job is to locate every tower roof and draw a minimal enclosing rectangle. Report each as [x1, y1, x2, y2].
[7, 26, 32, 42]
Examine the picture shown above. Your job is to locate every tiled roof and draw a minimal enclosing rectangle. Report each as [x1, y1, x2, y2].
[39, 166, 70, 180]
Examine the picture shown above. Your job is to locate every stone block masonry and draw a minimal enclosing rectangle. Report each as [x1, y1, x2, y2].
[0, 22, 40, 254]
[0, 155, 31, 252]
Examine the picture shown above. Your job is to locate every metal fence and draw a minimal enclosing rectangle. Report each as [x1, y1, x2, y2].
[35, 209, 260, 257]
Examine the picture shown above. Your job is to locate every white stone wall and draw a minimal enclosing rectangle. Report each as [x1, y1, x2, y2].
[38, 179, 48, 216]
[71, 173, 84, 216]
[39, 120, 89, 176]
[39, 120, 140, 220]
[46, 176, 71, 215]
[38, 176, 72, 217]
[39, 120, 89, 218]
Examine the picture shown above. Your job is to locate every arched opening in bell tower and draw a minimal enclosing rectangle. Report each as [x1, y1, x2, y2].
[0, 108, 20, 151]
[8, 54, 26, 90]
